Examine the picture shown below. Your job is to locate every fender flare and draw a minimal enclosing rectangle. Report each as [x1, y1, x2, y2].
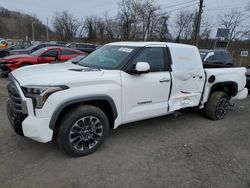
[208, 81, 238, 97]
[49, 95, 118, 130]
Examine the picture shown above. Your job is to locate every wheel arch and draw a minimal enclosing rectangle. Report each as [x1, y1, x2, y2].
[49, 95, 118, 134]
[209, 81, 238, 98]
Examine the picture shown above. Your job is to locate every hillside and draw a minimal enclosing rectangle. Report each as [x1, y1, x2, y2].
[0, 7, 52, 40]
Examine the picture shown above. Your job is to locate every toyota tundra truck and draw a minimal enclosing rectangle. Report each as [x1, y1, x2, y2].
[6, 42, 248, 157]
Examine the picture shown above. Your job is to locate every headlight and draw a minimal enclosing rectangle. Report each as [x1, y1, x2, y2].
[22, 85, 69, 108]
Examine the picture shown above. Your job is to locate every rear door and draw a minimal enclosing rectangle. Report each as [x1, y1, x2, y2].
[121, 46, 171, 124]
[168, 46, 205, 111]
[59, 49, 81, 61]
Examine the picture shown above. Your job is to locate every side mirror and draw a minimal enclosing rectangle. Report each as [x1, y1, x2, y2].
[135, 62, 150, 73]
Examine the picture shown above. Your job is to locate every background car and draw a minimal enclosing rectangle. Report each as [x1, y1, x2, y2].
[0, 47, 86, 77]
[8, 42, 65, 56]
[199, 49, 234, 67]
[246, 66, 250, 90]
[50, 54, 86, 64]
[49, 41, 68, 46]
[0, 41, 32, 58]
[0, 40, 8, 49]
[66, 43, 97, 53]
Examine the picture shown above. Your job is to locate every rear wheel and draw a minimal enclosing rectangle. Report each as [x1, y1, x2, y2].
[205, 91, 229, 120]
[57, 105, 109, 157]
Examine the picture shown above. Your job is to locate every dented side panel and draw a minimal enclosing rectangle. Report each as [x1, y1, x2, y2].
[168, 45, 205, 112]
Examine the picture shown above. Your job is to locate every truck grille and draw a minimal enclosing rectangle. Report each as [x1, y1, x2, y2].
[7, 75, 27, 135]
[7, 80, 23, 113]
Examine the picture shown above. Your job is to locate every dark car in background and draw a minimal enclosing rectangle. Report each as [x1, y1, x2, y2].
[66, 43, 97, 53]
[246, 66, 250, 90]
[8, 43, 65, 56]
[0, 41, 32, 58]
[199, 49, 234, 68]
[49, 41, 68, 46]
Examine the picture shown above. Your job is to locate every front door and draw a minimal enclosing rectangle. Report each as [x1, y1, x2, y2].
[38, 49, 59, 64]
[168, 47, 205, 111]
[121, 47, 171, 124]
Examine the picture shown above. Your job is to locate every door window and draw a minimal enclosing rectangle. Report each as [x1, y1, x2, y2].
[61, 50, 79, 55]
[132, 47, 165, 72]
[43, 50, 58, 57]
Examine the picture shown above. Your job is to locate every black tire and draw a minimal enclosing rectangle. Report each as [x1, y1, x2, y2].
[57, 105, 109, 157]
[205, 91, 229, 120]
[0, 69, 10, 78]
[0, 72, 8, 78]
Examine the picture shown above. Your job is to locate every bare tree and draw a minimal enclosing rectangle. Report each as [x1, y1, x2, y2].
[154, 15, 171, 41]
[136, 0, 161, 40]
[174, 10, 195, 42]
[117, 0, 142, 40]
[103, 14, 121, 41]
[52, 11, 80, 41]
[219, 10, 249, 41]
[200, 17, 212, 40]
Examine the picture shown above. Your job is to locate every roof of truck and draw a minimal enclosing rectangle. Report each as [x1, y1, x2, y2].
[107, 41, 195, 48]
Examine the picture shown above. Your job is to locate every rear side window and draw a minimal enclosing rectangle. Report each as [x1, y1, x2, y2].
[61, 50, 79, 55]
[43, 50, 58, 57]
[32, 44, 43, 51]
[69, 44, 76, 48]
[224, 52, 233, 64]
[214, 52, 224, 60]
[131, 47, 165, 72]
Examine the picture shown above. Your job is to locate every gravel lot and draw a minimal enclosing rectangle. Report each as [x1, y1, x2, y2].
[0, 78, 250, 188]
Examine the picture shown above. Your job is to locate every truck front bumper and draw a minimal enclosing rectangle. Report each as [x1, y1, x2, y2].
[6, 75, 53, 143]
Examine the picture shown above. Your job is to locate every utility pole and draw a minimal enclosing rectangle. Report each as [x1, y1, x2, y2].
[194, 0, 204, 47]
[46, 18, 49, 41]
[32, 22, 35, 41]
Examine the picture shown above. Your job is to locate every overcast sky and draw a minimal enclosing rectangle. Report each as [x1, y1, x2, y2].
[0, 0, 249, 37]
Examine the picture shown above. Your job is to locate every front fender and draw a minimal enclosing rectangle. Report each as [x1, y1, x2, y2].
[48, 95, 118, 130]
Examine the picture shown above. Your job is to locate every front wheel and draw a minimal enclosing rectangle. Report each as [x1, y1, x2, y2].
[57, 105, 109, 157]
[205, 91, 229, 120]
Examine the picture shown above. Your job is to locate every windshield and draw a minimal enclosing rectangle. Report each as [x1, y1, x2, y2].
[25, 44, 38, 51]
[69, 55, 86, 63]
[199, 52, 207, 61]
[30, 47, 48, 56]
[78, 45, 136, 69]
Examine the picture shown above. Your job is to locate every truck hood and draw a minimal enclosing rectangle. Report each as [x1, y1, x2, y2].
[11, 63, 108, 86]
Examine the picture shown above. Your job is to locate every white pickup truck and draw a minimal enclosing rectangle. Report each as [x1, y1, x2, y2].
[7, 42, 248, 156]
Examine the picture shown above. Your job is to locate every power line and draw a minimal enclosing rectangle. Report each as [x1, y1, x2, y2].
[108, 2, 199, 21]
[161, 0, 198, 10]
[205, 6, 246, 12]
[165, 3, 199, 13]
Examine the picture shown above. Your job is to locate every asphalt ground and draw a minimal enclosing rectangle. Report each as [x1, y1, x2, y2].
[0, 78, 250, 188]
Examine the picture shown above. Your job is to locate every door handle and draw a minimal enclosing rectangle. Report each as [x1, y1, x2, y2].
[159, 78, 170, 83]
[193, 76, 203, 79]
